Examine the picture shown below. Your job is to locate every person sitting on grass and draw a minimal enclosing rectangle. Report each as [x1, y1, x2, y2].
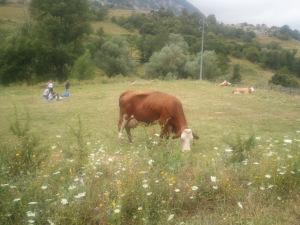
[42, 88, 50, 100]
[47, 80, 54, 95]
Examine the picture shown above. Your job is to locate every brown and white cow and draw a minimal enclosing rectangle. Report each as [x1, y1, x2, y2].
[232, 87, 255, 94]
[118, 91, 198, 151]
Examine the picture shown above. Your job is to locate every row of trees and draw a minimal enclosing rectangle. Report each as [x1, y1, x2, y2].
[0, 2, 299, 87]
[114, 9, 300, 84]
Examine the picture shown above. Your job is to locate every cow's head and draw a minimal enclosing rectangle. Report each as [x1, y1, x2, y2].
[249, 87, 255, 93]
[181, 129, 198, 152]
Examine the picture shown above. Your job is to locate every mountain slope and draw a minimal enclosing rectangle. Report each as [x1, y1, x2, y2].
[96, 0, 199, 13]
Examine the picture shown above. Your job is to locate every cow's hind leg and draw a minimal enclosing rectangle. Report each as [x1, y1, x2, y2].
[125, 126, 132, 143]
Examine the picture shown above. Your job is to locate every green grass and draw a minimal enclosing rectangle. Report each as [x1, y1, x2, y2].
[0, 79, 300, 224]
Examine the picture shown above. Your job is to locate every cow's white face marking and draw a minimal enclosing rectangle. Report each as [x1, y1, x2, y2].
[250, 87, 255, 93]
[181, 129, 193, 152]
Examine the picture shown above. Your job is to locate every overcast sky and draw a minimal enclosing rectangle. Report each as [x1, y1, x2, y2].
[188, 0, 300, 30]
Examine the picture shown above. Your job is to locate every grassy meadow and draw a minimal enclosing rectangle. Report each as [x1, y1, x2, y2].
[0, 80, 300, 225]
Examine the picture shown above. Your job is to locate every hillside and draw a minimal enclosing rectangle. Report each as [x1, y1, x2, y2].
[257, 34, 300, 57]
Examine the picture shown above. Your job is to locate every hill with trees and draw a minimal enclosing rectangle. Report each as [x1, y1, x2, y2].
[93, 0, 199, 13]
[0, 1, 299, 88]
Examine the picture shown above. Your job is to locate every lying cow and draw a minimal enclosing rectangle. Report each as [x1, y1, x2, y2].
[232, 87, 255, 94]
[118, 91, 198, 151]
[219, 80, 232, 86]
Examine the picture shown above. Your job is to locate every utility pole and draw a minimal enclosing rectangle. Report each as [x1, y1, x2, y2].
[199, 17, 205, 80]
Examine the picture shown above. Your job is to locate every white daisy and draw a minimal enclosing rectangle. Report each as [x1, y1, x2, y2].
[61, 198, 68, 205]
[191, 186, 198, 191]
[210, 176, 217, 183]
[167, 214, 174, 221]
[237, 202, 243, 209]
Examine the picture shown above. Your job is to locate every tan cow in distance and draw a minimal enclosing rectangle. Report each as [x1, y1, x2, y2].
[219, 80, 232, 87]
[232, 87, 255, 94]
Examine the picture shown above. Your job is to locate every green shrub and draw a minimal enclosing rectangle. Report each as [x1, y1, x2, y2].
[226, 134, 256, 163]
[230, 64, 242, 84]
[68, 116, 90, 172]
[3, 108, 48, 176]
[94, 37, 136, 77]
[145, 34, 189, 79]
[270, 73, 299, 88]
[70, 50, 95, 80]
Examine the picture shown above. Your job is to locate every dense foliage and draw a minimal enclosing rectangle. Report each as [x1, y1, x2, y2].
[272, 25, 300, 41]
[115, 9, 300, 81]
[0, 4, 300, 85]
[94, 37, 136, 76]
[270, 73, 299, 88]
[0, 0, 90, 84]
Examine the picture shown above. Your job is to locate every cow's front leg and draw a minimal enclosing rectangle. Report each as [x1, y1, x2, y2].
[118, 114, 129, 139]
[159, 118, 171, 139]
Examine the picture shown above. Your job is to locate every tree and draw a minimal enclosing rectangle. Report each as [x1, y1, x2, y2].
[270, 69, 299, 88]
[71, 50, 95, 80]
[94, 37, 135, 77]
[184, 51, 223, 80]
[29, 0, 91, 80]
[0, 24, 37, 84]
[243, 46, 260, 62]
[0, 29, 36, 85]
[145, 34, 189, 79]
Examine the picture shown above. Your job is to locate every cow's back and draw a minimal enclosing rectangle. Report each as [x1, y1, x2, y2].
[119, 91, 182, 124]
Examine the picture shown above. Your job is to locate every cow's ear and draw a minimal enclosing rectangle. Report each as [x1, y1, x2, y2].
[193, 132, 199, 140]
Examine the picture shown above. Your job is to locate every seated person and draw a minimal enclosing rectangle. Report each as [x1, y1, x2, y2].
[43, 88, 50, 100]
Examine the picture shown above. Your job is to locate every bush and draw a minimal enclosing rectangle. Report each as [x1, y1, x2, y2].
[226, 134, 256, 163]
[94, 37, 136, 77]
[89, 5, 108, 21]
[230, 64, 242, 84]
[0, 25, 37, 85]
[270, 73, 299, 88]
[200, 51, 222, 80]
[2, 108, 48, 176]
[145, 34, 189, 79]
[70, 50, 95, 80]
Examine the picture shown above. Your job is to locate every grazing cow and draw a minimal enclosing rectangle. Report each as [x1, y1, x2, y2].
[118, 91, 198, 151]
[219, 80, 232, 87]
[232, 87, 255, 94]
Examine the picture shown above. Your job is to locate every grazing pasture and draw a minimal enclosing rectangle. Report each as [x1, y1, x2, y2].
[0, 80, 300, 225]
